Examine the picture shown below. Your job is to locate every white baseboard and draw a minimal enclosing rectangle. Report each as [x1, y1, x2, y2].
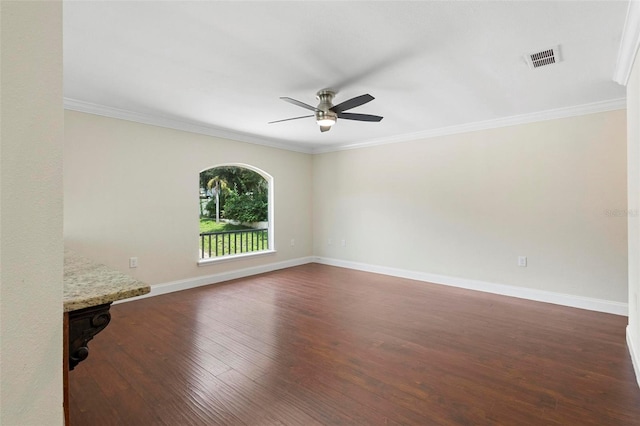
[313, 256, 628, 316]
[627, 326, 640, 389]
[118, 254, 627, 316]
[117, 256, 315, 303]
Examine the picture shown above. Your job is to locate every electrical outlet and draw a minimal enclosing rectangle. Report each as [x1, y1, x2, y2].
[341, 239, 346, 247]
[129, 257, 138, 268]
[518, 256, 527, 267]
[327, 238, 332, 246]
[290, 238, 295, 247]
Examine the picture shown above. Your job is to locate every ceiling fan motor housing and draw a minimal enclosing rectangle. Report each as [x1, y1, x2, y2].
[316, 109, 337, 122]
[316, 90, 337, 122]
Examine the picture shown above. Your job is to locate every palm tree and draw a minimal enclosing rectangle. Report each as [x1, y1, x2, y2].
[207, 176, 229, 222]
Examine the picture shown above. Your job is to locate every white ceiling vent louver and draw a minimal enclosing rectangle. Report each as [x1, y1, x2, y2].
[524, 45, 562, 69]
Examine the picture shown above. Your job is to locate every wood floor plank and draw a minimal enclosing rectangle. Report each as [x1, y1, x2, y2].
[69, 369, 125, 425]
[217, 368, 325, 426]
[70, 264, 640, 425]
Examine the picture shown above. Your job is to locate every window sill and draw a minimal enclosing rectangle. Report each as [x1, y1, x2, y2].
[197, 249, 277, 266]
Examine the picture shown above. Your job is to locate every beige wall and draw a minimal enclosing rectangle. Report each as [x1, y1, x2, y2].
[64, 111, 313, 285]
[627, 51, 640, 374]
[0, 1, 64, 424]
[66, 109, 628, 305]
[313, 111, 628, 303]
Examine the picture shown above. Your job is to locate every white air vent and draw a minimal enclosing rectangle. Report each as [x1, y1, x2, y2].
[524, 45, 562, 69]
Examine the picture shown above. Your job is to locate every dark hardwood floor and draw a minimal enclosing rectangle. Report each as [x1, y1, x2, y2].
[69, 264, 640, 425]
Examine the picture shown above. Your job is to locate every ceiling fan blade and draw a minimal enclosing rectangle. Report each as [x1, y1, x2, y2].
[330, 94, 374, 113]
[320, 125, 331, 133]
[337, 112, 383, 122]
[280, 97, 318, 112]
[268, 115, 314, 124]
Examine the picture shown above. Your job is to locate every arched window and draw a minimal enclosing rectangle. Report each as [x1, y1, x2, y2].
[198, 164, 274, 263]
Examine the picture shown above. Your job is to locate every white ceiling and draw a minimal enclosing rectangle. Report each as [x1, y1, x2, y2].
[64, 1, 629, 153]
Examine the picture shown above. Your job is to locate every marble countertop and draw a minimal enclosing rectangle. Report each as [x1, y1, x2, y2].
[64, 249, 150, 312]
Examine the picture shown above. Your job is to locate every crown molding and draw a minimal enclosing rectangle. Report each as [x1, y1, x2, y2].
[614, 0, 640, 86]
[63, 98, 314, 154]
[312, 98, 627, 154]
[65, 97, 626, 155]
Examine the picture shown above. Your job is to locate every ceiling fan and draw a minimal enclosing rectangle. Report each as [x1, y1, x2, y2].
[269, 89, 383, 132]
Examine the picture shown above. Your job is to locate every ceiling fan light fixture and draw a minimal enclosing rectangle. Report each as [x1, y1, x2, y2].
[317, 117, 336, 127]
[316, 110, 337, 127]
